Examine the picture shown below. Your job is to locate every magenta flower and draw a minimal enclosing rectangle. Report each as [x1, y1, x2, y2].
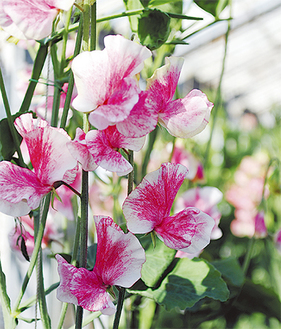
[56, 216, 145, 315]
[0, 113, 78, 217]
[0, 0, 75, 40]
[122, 163, 215, 253]
[254, 211, 267, 238]
[68, 126, 145, 176]
[71, 35, 151, 130]
[175, 186, 223, 240]
[117, 57, 213, 138]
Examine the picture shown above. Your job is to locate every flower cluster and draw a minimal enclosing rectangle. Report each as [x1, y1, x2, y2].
[0, 34, 215, 315]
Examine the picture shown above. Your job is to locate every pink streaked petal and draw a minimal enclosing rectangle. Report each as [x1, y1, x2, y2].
[88, 112, 111, 130]
[155, 208, 215, 253]
[146, 57, 184, 105]
[116, 91, 159, 138]
[0, 161, 51, 216]
[55, 254, 79, 305]
[94, 216, 145, 288]
[62, 164, 79, 185]
[0, 199, 31, 218]
[158, 89, 213, 138]
[123, 163, 188, 233]
[105, 34, 152, 78]
[70, 267, 116, 314]
[2, 0, 59, 40]
[15, 114, 78, 185]
[0, 4, 27, 39]
[86, 129, 133, 176]
[72, 50, 109, 112]
[90, 78, 139, 125]
[67, 128, 98, 172]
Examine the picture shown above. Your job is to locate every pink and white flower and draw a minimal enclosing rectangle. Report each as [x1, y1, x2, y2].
[117, 57, 213, 139]
[56, 216, 145, 315]
[68, 126, 145, 176]
[9, 215, 59, 258]
[0, 0, 75, 40]
[254, 211, 267, 238]
[122, 163, 215, 253]
[71, 35, 151, 130]
[175, 186, 223, 240]
[0, 113, 78, 217]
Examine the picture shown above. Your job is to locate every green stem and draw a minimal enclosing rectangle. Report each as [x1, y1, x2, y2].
[0, 260, 17, 328]
[60, 15, 83, 129]
[242, 237, 255, 275]
[56, 303, 68, 329]
[113, 288, 126, 329]
[0, 67, 25, 167]
[19, 44, 48, 113]
[90, 2, 97, 52]
[141, 126, 158, 180]
[13, 193, 51, 315]
[203, 3, 232, 167]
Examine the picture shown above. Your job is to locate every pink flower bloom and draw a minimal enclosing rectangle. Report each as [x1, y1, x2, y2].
[0, 0, 75, 40]
[254, 211, 267, 238]
[226, 154, 269, 238]
[71, 35, 151, 130]
[171, 146, 205, 182]
[68, 126, 145, 176]
[9, 215, 59, 258]
[0, 113, 77, 217]
[56, 216, 145, 315]
[175, 186, 223, 240]
[118, 57, 213, 138]
[122, 163, 215, 253]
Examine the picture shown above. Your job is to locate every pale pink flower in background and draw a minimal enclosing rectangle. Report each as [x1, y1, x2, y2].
[123, 163, 215, 253]
[9, 215, 58, 258]
[226, 154, 269, 238]
[72, 35, 151, 130]
[117, 57, 213, 138]
[68, 126, 145, 176]
[175, 186, 223, 240]
[171, 146, 205, 182]
[0, 0, 75, 40]
[0, 113, 78, 217]
[56, 216, 145, 315]
[254, 211, 267, 238]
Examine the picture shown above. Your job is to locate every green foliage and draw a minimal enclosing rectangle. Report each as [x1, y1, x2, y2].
[138, 9, 171, 50]
[194, 0, 228, 18]
[130, 258, 229, 310]
[140, 236, 176, 287]
[211, 257, 244, 287]
[0, 116, 22, 162]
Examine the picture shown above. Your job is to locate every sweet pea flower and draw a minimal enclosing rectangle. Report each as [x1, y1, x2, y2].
[275, 229, 281, 253]
[0, 113, 78, 217]
[68, 126, 145, 176]
[56, 216, 145, 315]
[9, 215, 59, 259]
[71, 35, 151, 130]
[175, 186, 223, 240]
[122, 163, 215, 253]
[171, 146, 205, 182]
[117, 57, 213, 139]
[0, 0, 75, 40]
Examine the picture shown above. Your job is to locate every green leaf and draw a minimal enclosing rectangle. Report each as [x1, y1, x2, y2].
[130, 258, 230, 310]
[138, 8, 171, 50]
[140, 236, 176, 287]
[0, 116, 22, 161]
[234, 279, 281, 321]
[211, 257, 244, 287]
[194, 0, 228, 18]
